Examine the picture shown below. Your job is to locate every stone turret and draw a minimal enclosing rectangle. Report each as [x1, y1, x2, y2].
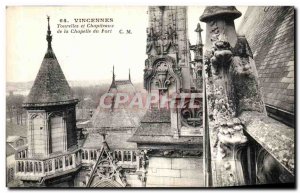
[23, 16, 79, 158]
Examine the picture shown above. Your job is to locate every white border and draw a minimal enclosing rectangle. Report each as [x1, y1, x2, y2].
[1, 0, 298, 192]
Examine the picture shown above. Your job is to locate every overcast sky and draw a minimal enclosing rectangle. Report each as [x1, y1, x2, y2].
[6, 6, 247, 83]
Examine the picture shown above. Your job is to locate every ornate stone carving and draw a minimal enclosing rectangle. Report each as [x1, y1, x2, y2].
[144, 56, 182, 92]
[86, 138, 127, 187]
[180, 99, 203, 127]
[200, 6, 265, 187]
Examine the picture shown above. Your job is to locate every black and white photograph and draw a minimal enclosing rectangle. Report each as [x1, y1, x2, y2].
[5, 4, 295, 188]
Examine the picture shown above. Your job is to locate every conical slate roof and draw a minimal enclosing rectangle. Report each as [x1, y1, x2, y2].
[24, 16, 77, 107]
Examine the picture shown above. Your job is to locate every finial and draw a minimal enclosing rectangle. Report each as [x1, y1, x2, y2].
[195, 23, 203, 46]
[44, 15, 55, 58]
[46, 15, 52, 49]
[129, 68, 131, 81]
[113, 65, 115, 82]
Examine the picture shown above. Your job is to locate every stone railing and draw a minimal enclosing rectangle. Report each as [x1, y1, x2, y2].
[15, 150, 81, 182]
[81, 148, 139, 168]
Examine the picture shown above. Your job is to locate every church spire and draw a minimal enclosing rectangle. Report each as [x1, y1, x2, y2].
[129, 68, 131, 82]
[45, 15, 55, 58]
[111, 65, 116, 88]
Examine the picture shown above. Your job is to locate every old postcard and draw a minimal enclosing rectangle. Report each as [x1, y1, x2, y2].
[6, 6, 295, 188]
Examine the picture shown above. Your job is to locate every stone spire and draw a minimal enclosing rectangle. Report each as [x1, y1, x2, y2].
[23, 16, 77, 106]
[111, 65, 116, 89]
[45, 16, 55, 58]
[128, 69, 131, 82]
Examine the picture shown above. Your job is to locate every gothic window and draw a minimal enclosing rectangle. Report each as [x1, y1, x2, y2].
[181, 99, 203, 127]
[94, 150, 97, 159]
[82, 152, 85, 159]
[50, 115, 64, 153]
[32, 115, 45, 155]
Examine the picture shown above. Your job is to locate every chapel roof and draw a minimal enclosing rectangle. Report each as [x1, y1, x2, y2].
[23, 16, 77, 107]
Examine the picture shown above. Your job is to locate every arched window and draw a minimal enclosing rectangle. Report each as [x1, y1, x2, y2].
[82, 152, 85, 159]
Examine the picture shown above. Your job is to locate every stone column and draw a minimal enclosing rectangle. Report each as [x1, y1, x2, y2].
[200, 6, 256, 187]
[42, 161, 45, 174]
[52, 159, 55, 172]
[63, 115, 67, 152]
[45, 115, 49, 156]
[62, 156, 66, 170]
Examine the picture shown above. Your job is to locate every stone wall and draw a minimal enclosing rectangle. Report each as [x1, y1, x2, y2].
[146, 157, 203, 187]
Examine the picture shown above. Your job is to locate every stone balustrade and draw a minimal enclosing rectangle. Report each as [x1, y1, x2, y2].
[15, 151, 81, 181]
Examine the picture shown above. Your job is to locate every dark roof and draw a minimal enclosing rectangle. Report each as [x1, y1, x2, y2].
[92, 78, 144, 129]
[108, 80, 136, 94]
[24, 55, 76, 106]
[91, 106, 145, 128]
[141, 108, 171, 123]
[24, 20, 77, 107]
[238, 7, 294, 113]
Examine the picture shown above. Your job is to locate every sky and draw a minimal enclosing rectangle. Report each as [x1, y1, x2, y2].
[6, 6, 247, 83]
